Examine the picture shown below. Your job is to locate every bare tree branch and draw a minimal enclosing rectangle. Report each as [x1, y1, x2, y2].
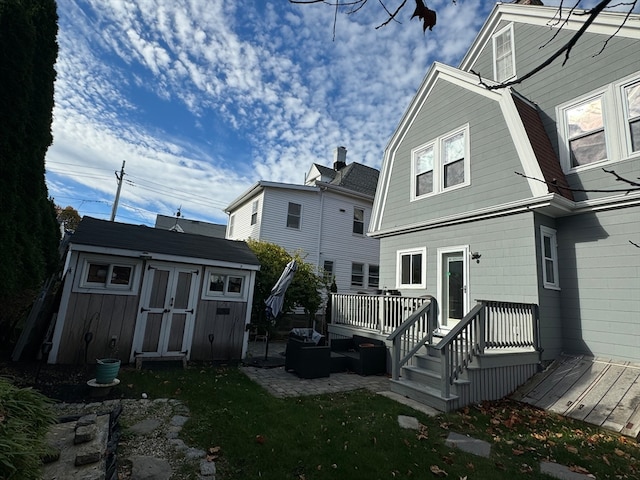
[514, 169, 640, 195]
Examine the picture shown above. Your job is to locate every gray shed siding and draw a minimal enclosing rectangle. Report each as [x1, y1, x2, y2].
[467, 20, 640, 202]
[380, 79, 534, 231]
[557, 206, 640, 363]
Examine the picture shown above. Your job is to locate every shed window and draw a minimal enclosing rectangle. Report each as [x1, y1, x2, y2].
[78, 258, 138, 294]
[203, 268, 249, 301]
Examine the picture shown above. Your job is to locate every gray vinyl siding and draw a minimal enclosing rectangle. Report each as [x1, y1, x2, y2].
[380, 79, 533, 231]
[534, 213, 563, 359]
[467, 20, 640, 203]
[556, 206, 640, 363]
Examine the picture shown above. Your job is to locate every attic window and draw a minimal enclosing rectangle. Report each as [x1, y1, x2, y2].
[493, 24, 515, 83]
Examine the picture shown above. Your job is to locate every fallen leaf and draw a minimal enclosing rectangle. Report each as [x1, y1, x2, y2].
[512, 448, 525, 456]
[614, 448, 625, 457]
[430, 465, 448, 476]
[569, 465, 590, 475]
[331, 464, 337, 469]
[255, 435, 265, 444]
[602, 455, 610, 466]
[566, 445, 578, 454]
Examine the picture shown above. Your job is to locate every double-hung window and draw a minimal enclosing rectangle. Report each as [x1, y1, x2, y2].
[624, 80, 640, 153]
[228, 214, 235, 237]
[368, 265, 379, 289]
[250, 200, 259, 225]
[351, 263, 364, 288]
[493, 24, 516, 83]
[287, 202, 301, 229]
[412, 125, 469, 199]
[540, 226, 559, 290]
[565, 96, 607, 168]
[353, 207, 364, 235]
[397, 248, 426, 288]
[323, 260, 334, 283]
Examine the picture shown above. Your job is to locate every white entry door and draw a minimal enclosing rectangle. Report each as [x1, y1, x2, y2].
[438, 246, 469, 329]
[132, 263, 200, 360]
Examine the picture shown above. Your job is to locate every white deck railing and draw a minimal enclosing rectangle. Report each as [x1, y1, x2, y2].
[330, 293, 431, 335]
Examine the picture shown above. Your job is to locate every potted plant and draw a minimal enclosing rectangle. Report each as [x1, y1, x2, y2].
[95, 337, 121, 384]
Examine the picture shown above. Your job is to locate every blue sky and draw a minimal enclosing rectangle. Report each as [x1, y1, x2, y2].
[44, 0, 614, 226]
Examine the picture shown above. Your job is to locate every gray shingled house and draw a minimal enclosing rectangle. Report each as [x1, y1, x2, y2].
[48, 217, 260, 365]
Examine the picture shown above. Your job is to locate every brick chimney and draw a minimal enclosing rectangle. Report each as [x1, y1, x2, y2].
[334, 146, 347, 170]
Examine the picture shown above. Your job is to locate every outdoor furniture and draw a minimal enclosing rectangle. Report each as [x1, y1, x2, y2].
[330, 335, 387, 376]
[284, 335, 330, 379]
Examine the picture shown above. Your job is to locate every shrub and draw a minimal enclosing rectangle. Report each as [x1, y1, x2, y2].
[0, 378, 55, 479]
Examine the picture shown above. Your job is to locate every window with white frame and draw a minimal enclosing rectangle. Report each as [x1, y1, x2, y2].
[624, 80, 640, 153]
[351, 263, 364, 288]
[323, 260, 334, 283]
[250, 200, 259, 225]
[368, 265, 379, 289]
[203, 268, 248, 300]
[287, 202, 301, 229]
[397, 248, 426, 288]
[558, 74, 640, 173]
[77, 257, 139, 294]
[493, 24, 515, 83]
[353, 207, 364, 235]
[565, 95, 607, 168]
[228, 214, 235, 237]
[412, 125, 469, 199]
[540, 226, 559, 290]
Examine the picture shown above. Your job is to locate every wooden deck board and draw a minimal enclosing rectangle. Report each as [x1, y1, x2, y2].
[512, 355, 640, 439]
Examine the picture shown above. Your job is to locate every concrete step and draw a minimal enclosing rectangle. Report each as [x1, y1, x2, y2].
[390, 378, 458, 412]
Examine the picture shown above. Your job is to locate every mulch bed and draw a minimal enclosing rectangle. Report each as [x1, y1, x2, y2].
[0, 360, 126, 404]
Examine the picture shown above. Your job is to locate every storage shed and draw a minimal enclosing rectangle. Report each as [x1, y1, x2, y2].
[48, 217, 260, 365]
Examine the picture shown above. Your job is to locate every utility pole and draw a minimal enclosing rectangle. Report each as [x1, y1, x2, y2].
[110, 161, 126, 221]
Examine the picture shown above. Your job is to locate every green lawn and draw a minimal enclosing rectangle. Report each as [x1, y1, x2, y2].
[117, 365, 639, 480]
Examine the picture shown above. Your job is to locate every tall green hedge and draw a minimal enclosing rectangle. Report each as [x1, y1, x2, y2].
[0, 0, 60, 298]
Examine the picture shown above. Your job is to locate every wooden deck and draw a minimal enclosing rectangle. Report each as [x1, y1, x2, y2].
[511, 354, 640, 439]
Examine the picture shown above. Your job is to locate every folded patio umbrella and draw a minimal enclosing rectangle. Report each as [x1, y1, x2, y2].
[262, 259, 298, 361]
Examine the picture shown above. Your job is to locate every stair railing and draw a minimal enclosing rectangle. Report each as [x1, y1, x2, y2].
[433, 300, 540, 398]
[386, 297, 437, 380]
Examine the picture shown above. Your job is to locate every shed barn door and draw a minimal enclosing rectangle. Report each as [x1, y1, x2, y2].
[132, 263, 200, 361]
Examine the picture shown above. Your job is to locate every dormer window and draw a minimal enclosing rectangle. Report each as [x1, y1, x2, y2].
[493, 24, 515, 83]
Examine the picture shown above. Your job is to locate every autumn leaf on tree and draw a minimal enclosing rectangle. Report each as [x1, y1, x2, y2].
[410, 0, 436, 32]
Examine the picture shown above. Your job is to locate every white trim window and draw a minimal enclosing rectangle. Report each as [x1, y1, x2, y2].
[412, 125, 470, 200]
[368, 265, 379, 289]
[351, 262, 364, 288]
[623, 79, 640, 153]
[397, 247, 426, 289]
[228, 214, 235, 237]
[558, 74, 640, 173]
[203, 268, 249, 301]
[564, 95, 607, 169]
[493, 24, 516, 83]
[75, 256, 141, 294]
[353, 207, 365, 235]
[250, 200, 259, 225]
[287, 202, 302, 229]
[322, 260, 334, 283]
[540, 226, 560, 290]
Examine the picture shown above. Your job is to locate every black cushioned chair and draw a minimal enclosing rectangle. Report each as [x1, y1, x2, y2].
[330, 335, 386, 376]
[285, 335, 330, 379]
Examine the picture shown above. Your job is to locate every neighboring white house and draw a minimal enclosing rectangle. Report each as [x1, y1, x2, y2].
[225, 147, 380, 294]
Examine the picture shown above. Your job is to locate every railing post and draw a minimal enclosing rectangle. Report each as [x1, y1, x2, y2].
[440, 345, 450, 398]
[478, 304, 486, 354]
[392, 337, 401, 380]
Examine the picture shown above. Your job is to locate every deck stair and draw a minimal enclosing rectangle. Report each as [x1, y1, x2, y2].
[386, 299, 542, 412]
[329, 294, 543, 412]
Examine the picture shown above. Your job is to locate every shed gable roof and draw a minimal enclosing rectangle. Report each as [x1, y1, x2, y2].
[71, 217, 259, 266]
